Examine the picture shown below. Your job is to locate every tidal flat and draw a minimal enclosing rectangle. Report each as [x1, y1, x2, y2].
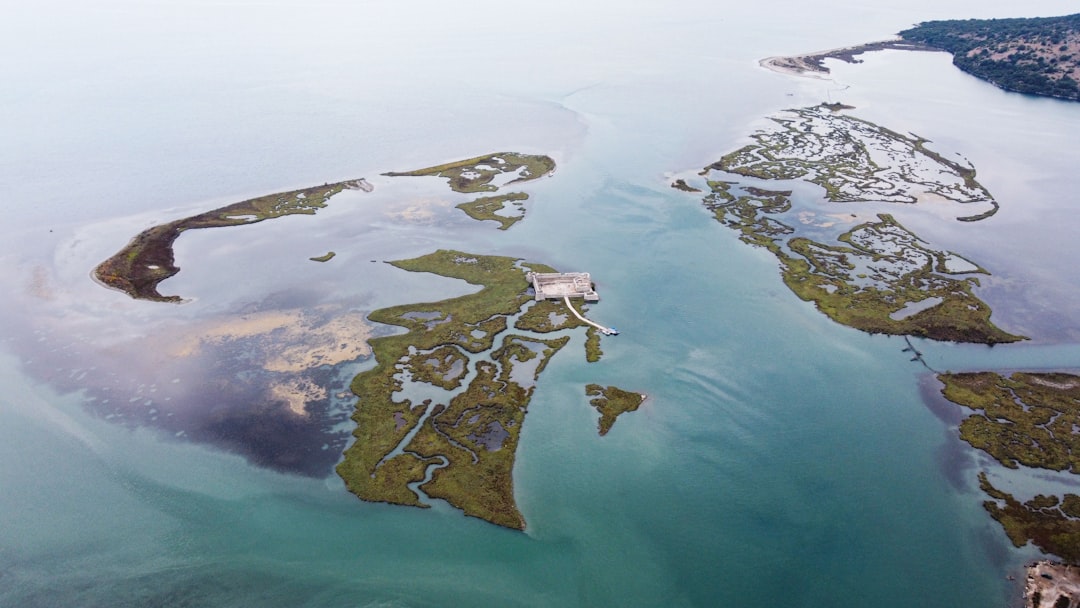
[456, 192, 530, 230]
[938, 372, 1080, 563]
[940, 372, 1080, 473]
[712, 105, 996, 218]
[94, 180, 369, 301]
[979, 473, 1080, 563]
[89, 150, 607, 529]
[336, 250, 596, 529]
[10, 2, 1080, 604]
[383, 152, 556, 193]
[514, 298, 604, 362]
[680, 104, 1020, 344]
[760, 39, 936, 77]
[384, 152, 555, 230]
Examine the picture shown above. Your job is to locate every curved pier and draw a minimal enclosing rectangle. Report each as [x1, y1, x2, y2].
[564, 296, 618, 335]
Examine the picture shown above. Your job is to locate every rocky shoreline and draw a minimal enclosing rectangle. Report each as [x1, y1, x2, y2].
[1026, 561, 1080, 608]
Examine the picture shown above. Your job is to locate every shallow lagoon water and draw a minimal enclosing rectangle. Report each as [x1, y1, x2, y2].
[3, 0, 1080, 606]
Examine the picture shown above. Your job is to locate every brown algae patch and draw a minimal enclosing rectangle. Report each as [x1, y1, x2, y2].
[27, 265, 56, 300]
[172, 306, 373, 373]
[384, 196, 454, 224]
[270, 376, 327, 417]
[48, 301, 375, 476]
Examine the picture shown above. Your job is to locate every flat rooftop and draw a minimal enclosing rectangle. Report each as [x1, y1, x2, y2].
[527, 272, 599, 301]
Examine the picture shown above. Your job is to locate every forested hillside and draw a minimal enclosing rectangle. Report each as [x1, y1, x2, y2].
[900, 14, 1080, 101]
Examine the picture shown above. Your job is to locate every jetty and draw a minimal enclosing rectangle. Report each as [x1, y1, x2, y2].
[526, 272, 618, 335]
[564, 296, 619, 335]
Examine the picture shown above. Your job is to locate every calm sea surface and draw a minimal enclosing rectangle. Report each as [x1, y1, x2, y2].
[3, 1, 1080, 606]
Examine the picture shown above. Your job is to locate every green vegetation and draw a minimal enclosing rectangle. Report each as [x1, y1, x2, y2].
[337, 251, 542, 513]
[384, 152, 554, 230]
[670, 179, 701, 193]
[456, 192, 530, 230]
[514, 298, 603, 362]
[979, 473, 1080, 563]
[383, 152, 556, 194]
[900, 14, 1080, 101]
[404, 335, 569, 529]
[939, 372, 1080, 471]
[938, 371, 1080, 561]
[585, 384, 645, 436]
[337, 250, 599, 530]
[404, 345, 470, 390]
[780, 215, 1021, 344]
[820, 102, 856, 112]
[705, 182, 794, 250]
[94, 179, 367, 301]
[701, 179, 1020, 343]
[514, 298, 586, 333]
[584, 327, 603, 363]
[714, 105, 996, 217]
[687, 105, 1023, 344]
[564, 298, 605, 362]
[309, 251, 336, 262]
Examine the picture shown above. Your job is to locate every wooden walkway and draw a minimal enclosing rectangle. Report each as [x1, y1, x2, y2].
[564, 296, 618, 335]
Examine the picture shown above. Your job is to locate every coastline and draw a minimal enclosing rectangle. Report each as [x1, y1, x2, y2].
[1026, 561, 1080, 607]
[760, 39, 938, 78]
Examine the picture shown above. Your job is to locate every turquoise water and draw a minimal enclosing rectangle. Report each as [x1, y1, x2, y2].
[3, 1, 1080, 606]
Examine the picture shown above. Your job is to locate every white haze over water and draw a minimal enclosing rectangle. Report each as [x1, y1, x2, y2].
[2, 0, 1080, 606]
